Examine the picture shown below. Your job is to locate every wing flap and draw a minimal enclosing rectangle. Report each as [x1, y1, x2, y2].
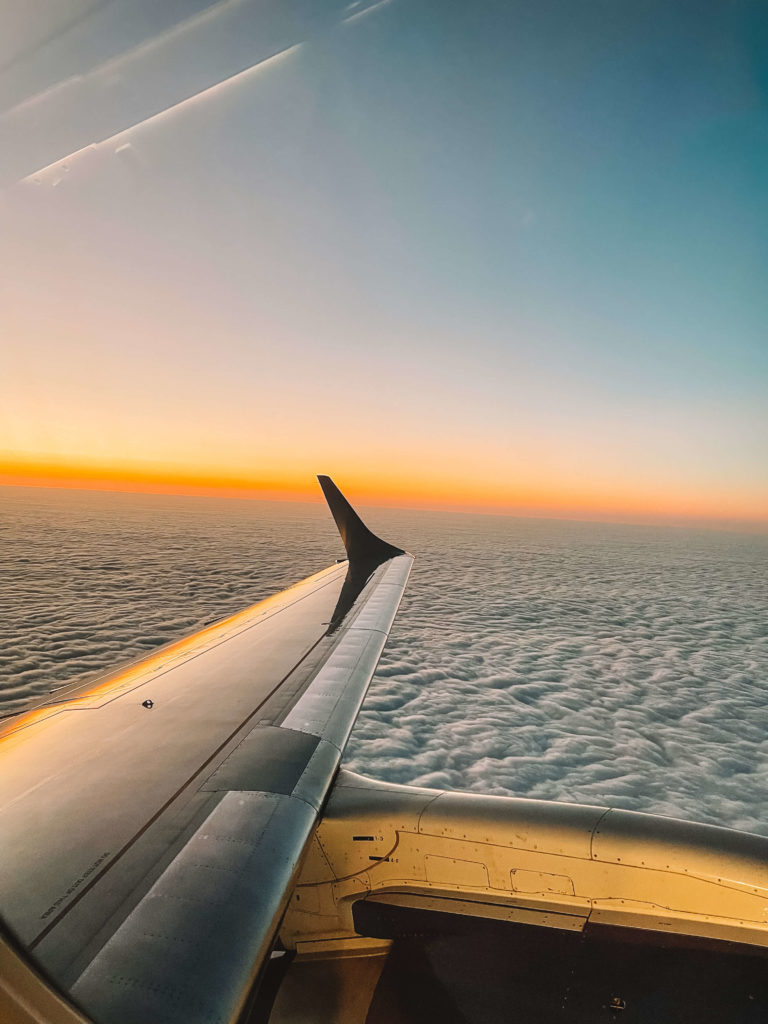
[71, 791, 317, 1024]
[282, 556, 412, 751]
[199, 725, 320, 794]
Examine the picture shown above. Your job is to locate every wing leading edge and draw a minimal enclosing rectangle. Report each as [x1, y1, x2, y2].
[0, 478, 412, 1024]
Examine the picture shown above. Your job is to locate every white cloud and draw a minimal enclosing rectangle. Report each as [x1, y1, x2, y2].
[2, 489, 767, 836]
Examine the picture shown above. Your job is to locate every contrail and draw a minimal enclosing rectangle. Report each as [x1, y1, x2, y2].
[7, 0, 395, 186]
[20, 42, 302, 184]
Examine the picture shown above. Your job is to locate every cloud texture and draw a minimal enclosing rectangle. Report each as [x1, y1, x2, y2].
[2, 487, 767, 833]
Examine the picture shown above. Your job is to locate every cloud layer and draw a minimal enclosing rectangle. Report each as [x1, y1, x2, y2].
[2, 487, 767, 834]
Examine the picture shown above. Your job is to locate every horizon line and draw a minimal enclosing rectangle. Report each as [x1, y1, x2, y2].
[2, 473, 767, 536]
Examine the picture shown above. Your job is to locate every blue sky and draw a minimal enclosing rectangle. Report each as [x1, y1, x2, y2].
[1, 0, 766, 521]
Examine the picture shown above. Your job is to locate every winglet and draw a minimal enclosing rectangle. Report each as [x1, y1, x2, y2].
[318, 476, 404, 566]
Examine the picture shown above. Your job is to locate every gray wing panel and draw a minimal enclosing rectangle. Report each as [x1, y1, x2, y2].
[71, 792, 316, 1024]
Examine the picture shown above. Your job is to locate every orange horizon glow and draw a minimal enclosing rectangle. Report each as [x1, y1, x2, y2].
[2, 454, 766, 531]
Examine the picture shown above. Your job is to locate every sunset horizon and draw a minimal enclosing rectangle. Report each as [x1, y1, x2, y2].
[2, 451, 766, 532]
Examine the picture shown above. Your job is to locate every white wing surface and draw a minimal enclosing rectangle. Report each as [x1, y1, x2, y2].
[0, 477, 412, 1024]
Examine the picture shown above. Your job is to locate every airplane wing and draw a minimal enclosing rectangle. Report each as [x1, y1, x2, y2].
[5, 476, 768, 1024]
[0, 476, 413, 1024]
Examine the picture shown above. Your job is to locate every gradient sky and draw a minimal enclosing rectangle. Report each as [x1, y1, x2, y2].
[1, 0, 766, 525]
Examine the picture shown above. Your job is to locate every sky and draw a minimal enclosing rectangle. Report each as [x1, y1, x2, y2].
[1, 0, 766, 527]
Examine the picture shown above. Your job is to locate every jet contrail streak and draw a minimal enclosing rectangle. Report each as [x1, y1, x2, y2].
[21, 42, 303, 184]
